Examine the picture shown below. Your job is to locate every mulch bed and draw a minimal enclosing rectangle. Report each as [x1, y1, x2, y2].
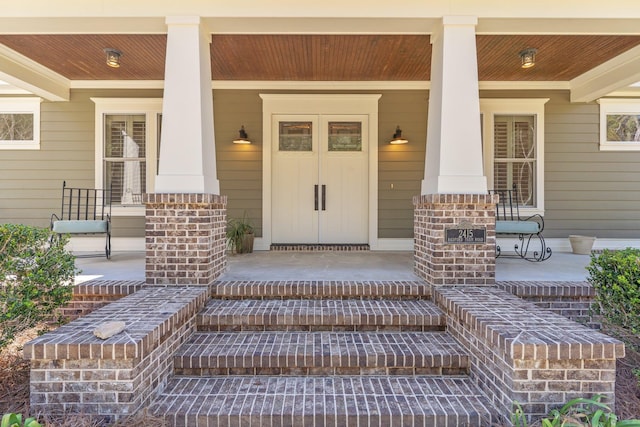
[603, 323, 640, 420]
[0, 326, 166, 427]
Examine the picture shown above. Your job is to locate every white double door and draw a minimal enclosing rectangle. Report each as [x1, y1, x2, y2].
[272, 114, 369, 244]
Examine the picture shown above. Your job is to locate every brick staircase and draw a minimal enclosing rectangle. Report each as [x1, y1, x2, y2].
[150, 281, 498, 426]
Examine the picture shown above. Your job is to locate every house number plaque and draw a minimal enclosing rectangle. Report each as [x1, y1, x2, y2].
[445, 221, 486, 244]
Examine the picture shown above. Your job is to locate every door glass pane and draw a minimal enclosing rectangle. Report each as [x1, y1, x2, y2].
[328, 121, 361, 151]
[279, 121, 312, 151]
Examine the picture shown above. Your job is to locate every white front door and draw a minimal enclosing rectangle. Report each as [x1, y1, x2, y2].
[272, 114, 369, 244]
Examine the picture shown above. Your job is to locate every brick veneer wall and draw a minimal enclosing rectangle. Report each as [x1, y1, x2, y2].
[144, 193, 227, 286]
[25, 286, 208, 423]
[56, 280, 145, 321]
[497, 281, 599, 328]
[413, 194, 497, 286]
[434, 286, 624, 422]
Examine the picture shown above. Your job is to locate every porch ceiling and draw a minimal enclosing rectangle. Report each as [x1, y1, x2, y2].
[0, 34, 639, 82]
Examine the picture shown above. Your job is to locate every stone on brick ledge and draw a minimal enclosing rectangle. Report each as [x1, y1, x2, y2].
[93, 321, 126, 339]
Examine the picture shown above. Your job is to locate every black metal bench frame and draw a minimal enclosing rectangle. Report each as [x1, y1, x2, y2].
[50, 181, 112, 259]
[489, 185, 552, 262]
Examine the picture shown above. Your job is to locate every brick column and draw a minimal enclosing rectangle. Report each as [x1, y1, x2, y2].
[144, 193, 227, 286]
[413, 193, 497, 286]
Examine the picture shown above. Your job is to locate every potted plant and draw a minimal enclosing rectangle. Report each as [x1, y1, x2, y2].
[568, 235, 596, 255]
[226, 214, 254, 254]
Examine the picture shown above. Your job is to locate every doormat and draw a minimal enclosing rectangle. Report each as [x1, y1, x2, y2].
[270, 244, 370, 251]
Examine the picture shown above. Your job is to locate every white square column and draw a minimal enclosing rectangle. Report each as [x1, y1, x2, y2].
[155, 16, 219, 194]
[421, 16, 487, 195]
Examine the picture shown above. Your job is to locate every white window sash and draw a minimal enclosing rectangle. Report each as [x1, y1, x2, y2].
[0, 97, 42, 150]
[480, 98, 549, 216]
[598, 98, 640, 151]
[91, 98, 162, 216]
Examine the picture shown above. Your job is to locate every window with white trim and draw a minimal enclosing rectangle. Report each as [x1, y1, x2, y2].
[92, 98, 162, 216]
[598, 98, 640, 151]
[480, 98, 548, 214]
[0, 97, 41, 150]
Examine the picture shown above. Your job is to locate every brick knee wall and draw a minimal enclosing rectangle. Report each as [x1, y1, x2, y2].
[413, 194, 497, 286]
[144, 193, 227, 286]
[497, 281, 600, 328]
[434, 286, 624, 422]
[25, 286, 208, 423]
[56, 280, 145, 321]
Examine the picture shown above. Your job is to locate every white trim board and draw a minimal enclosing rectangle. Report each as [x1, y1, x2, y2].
[73, 236, 640, 256]
[68, 237, 144, 253]
[70, 79, 570, 91]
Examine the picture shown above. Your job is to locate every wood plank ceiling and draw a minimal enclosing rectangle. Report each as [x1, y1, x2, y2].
[0, 34, 639, 81]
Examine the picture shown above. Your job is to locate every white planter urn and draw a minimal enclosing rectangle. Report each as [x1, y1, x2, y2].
[568, 235, 596, 255]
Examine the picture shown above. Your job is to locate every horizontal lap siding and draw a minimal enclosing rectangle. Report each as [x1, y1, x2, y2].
[0, 89, 161, 238]
[213, 90, 263, 237]
[0, 94, 93, 227]
[543, 92, 640, 238]
[378, 91, 427, 238]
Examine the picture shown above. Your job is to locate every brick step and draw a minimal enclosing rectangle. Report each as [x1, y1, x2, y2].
[173, 331, 469, 376]
[211, 280, 431, 300]
[150, 376, 497, 426]
[197, 299, 446, 332]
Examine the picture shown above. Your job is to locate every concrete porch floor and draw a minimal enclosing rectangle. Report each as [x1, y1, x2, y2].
[74, 250, 593, 284]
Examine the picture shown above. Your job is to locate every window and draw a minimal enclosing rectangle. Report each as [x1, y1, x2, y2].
[0, 97, 41, 150]
[92, 98, 162, 215]
[480, 98, 548, 214]
[598, 98, 640, 151]
[279, 121, 313, 151]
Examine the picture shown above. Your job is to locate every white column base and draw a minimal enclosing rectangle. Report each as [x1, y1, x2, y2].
[155, 174, 220, 194]
[422, 175, 488, 195]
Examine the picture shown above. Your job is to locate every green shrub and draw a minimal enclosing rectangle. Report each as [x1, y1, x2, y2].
[587, 248, 640, 335]
[512, 395, 640, 426]
[0, 224, 78, 349]
[1, 413, 41, 427]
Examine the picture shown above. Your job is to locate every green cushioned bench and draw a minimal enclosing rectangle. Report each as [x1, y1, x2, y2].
[50, 181, 112, 259]
[490, 185, 551, 262]
[52, 219, 109, 234]
[494, 219, 540, 235]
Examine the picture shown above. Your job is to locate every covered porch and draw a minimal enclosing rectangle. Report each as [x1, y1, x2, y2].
[74, 249, 593, 283]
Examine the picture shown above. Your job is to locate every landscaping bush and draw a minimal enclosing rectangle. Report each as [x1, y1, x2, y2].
[0, 224, 77, 350]
[587, 248, 640, 335]
[512, 395, 640, 426]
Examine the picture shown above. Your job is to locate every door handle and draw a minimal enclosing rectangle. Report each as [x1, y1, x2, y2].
[322, 185, 326, 211]
[314, 185, 319, 211]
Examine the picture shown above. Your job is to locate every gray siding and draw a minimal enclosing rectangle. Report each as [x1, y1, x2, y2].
[213, 90, 263, 237]
[3, 88, 640, 241]
[543, 92, 640, 238]
[378, 91, 427, 238]
[0, 89, 161, 238]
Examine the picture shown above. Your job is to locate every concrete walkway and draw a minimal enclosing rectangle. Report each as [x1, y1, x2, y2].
[74, 250, 593, 284]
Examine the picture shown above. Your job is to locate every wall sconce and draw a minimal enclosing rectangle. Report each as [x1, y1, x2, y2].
[519, 48, 537, 69]
[104, 48, 123, 68]
[389, 126, 408, 145]
[233, 125, 251, 144]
